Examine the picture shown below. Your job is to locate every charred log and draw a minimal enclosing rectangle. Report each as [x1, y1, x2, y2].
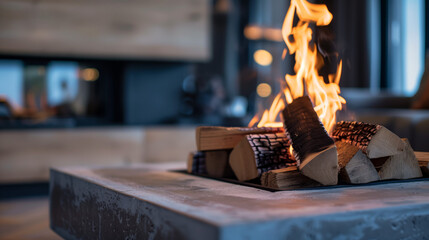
[229, 133, 296, 181]
[282, 96, 338, 185]
[187, 151, 207, 174]
[332, 121, 404, 158]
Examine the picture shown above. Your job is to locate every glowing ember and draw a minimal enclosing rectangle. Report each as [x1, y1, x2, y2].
[249, 0, 345, 134]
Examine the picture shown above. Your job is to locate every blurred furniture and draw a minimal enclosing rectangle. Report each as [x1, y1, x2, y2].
[0, 126, 195, 183]
[343, 89, 429, 151]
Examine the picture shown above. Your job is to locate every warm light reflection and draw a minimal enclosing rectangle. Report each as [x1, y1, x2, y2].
[263, 28, 283, 42]
[249, 0, 345, 134]
[254, 93, 285, 128]
[256, 83, 272, 98]
[244, 25, 263, 40]
[254, 49, 273, 66]
[82, 68, 99, 81]
[244, 25, 283, 42]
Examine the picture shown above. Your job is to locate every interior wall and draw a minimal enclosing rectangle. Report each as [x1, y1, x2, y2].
[124, 63, 192, 125]
[325, 0, 371, 89]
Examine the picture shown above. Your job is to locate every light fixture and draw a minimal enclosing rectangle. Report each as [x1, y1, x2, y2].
[82, 68, 99, 81]
[256, 83, 272, 98]
[254, 50, 272, 66]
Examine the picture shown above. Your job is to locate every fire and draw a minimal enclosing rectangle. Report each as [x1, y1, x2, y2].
[249, 0, 345, 134]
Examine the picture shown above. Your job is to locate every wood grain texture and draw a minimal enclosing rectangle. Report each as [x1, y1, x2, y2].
[205, 150, 234, 178]
[229, 133, 295, 181]
[377, 139, 423, 180]
[415, 151, 429, 176]
[336, 142, 380, 184]
[261, 166, 321, 189]
[196, 126, 284, 151]
[299, 145, 339, 185]
[415, 151, 429, 166]
[0, 0, 210, 60]
[187, 152, 194, 173]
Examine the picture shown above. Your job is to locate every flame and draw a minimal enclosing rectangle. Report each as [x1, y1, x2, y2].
[249, 0, 345, 134]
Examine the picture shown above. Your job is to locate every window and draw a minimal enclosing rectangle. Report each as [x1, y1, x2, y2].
[0, 60, 24, 107]
[384, 0, 426, 96]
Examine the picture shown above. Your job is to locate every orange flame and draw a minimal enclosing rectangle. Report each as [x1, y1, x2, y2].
[249, 0, 345, 134]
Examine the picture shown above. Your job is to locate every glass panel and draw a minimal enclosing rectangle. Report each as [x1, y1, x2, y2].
[47, 61, 79, 106]
[0, 60, 24, 107]
[403, 0, 425, 95]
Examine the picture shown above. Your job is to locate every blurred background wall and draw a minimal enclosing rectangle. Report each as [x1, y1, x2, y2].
[1, 0, 427, 128]
[0, 0, 428, 184]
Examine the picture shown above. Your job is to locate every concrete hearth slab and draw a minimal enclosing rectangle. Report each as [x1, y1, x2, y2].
[50, 163, 429, 240]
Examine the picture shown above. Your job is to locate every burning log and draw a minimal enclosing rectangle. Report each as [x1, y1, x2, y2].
[332, 121, 405, 158]
[415, 151, 429, 177]
[204, 150, 235, 178]
[282, 96, 338, 185]
[196, 126, 284, 151]
[261, 166, 321, 189]
[336, 141, 380, 184]
[187, 151, 207, 174]
[372, 139, 422, 180]
[229, 133, 296, 181]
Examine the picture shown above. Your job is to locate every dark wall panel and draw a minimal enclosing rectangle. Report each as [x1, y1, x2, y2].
[124, 63, 191, 125]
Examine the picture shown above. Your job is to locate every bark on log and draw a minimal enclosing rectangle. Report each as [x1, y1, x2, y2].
[229, 133, 296, 181]
[332, 121, 405, 158]
[282, 96, 338, 185]
[187, 151, 207, 174]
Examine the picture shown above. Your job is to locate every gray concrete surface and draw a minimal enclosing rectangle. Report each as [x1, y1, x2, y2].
[50, 163, 429, 240]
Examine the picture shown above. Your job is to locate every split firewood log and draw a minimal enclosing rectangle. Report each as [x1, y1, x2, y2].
[261, 166, 321, 189]
[187, 152, 193, 173]
[336, 141, 380, 184]
[371, 139, 422, 180]
[204, 150, 235, 178]
[282, 96, 338, 185]
[229, 133, 296, 181]
[196, 126, 284, 151]
[187, 151, 207, 174]
[414, 151, 429, 176]
[332, 121, 405, 158]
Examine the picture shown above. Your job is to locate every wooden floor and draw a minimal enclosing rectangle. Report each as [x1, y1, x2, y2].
[0, 197, 60, 240]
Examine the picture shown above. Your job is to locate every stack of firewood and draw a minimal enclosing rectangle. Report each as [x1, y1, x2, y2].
[188, 96, 427, 189]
